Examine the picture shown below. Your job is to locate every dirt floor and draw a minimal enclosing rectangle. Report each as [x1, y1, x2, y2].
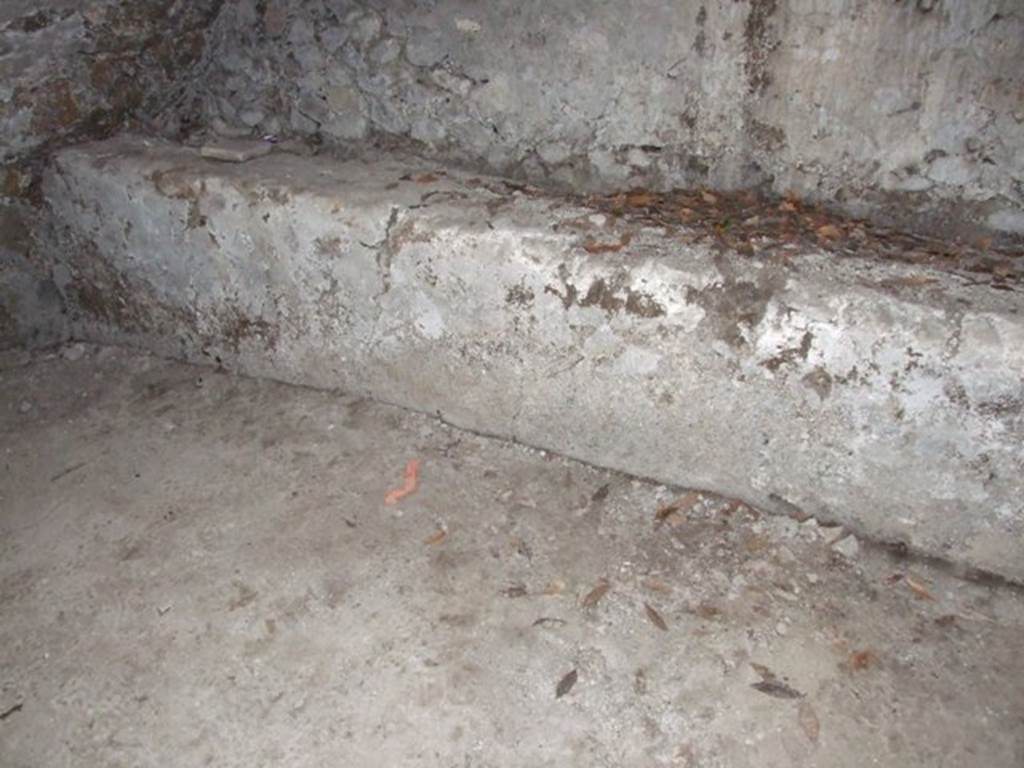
[1, 343, 1023, 767]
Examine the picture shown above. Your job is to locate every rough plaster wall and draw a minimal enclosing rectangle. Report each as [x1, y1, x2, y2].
[0, 0, 224, 348]
[193, 0, 1024, 244]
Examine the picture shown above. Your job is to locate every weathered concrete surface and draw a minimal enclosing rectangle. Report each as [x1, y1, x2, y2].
[0, 244, 64, 348]
[190, 0, 1024, 243]
[43, 138, 1024, 581]
[3, 344, 1024, 767]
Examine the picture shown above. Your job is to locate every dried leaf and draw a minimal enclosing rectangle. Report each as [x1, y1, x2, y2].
[743, 535, 770, 553]
[751, 680, 804, 699]
[423, 528, 447, 545]
[655, 491, 701, 527]
[934, 614, 957, 627]
[816, 223, 842, 240]
[750, 662, 775, 680]
[502, 584, 528, 598]
[581, 578, 610, 608]
[581, 231, 632, 254]
[696, 601, 721, 619]
[644, 602, 668, 631]
[643, 577, 672, 594]
[532, 617, 567, 627]
[414, 173, 439, 183]
[850, 649, 875, 670]
[905, 575, 935, 601]
[544, 579, 566, 596]
[880, 274, 936, 288]
[798, 701, 820, 744]
[701, 190, 719, 205]
[384, 459, 421, 505]
[779, 200, 798, 212]
[591, 483, 610, 503]
[627, 190, 658, 207]
[582, 238, 623, 254]
[555, 669, 578, 698]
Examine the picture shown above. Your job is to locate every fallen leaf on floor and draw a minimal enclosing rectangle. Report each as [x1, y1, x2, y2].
[934, 614, 957, 627]
[627, 190, 658, 207]
[582, 231, 632, 254]
[0, 702, 24, 721]
[655, 490, 701, 527]
[582, 238, 624, 254]
[581, 578, 611, 608]
[502, 584, 528, 598]
[816, 223, 842, 239]
[696, 601, 721, 619]
[532, 617, 567, 628]
[555, 669, 578, 698]
[643, 577, 672, 594]
[544, 579, 566, 596]
[511, 536, 533, 559]
[644, 602, 668, 631]
[743, 534, 770, 553]
[905, 575, 935, 601]
[423, 528, 447, 545]
[880, 274, 936, 288]
[701, 190, 718, 204]
[718, 499, 742, 516]
[750, 662, 775, 680]
[384, 459, 421, 505]
[780, 199, 798, 212]
[798, 701, 820, 744]
[751, 680, 804, 699]
[591, 483, 610, 503]
[850, 649, 875, 670]
[414, 173, 439, 183]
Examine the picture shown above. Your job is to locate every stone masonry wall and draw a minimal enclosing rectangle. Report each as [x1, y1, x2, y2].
[0, 0, 223, 347]
[190, 0, 1024, 245]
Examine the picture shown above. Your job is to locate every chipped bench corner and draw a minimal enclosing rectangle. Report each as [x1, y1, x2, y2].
[199, 138, 274, 163]
[40, 137, 1024, 584]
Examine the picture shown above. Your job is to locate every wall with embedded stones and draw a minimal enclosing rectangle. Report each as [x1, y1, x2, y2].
[0, 0, 223, 347]
[191, 0, 1024, 244]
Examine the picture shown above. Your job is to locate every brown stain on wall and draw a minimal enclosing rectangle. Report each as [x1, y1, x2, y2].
[685, 256, 787, 348]
[28, 80, 81, 133]
[68, 239, 279, 354]
[545, 267, 665, 319]
[761, 330, 814, 371]
[742, 0, 779, 96]
[149, 169, 208, 229]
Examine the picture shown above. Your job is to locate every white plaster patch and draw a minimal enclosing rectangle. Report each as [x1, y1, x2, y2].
[412, 295, 445, 339]
[614, 345, 662, 377]
[455, 18, 481, 33]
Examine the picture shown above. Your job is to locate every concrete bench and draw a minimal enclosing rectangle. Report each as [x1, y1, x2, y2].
[43, 137, 1024, 581]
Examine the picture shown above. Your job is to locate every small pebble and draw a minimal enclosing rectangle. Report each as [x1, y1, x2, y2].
[832, 534, 860, 559]
[819, 524, 844, 543]
[61, 343, 87, 361]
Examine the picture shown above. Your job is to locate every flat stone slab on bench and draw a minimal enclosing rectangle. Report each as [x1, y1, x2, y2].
[43, 137, 1024, 581]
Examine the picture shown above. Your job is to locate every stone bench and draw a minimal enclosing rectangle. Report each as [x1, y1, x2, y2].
[43, 137, 1024, 581]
